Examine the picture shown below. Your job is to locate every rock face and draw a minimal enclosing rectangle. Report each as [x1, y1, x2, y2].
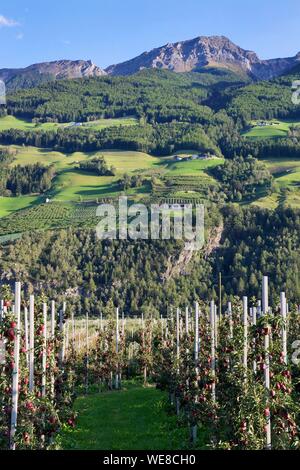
[0, 60, 106, 90]
[105, 36, 300, 80]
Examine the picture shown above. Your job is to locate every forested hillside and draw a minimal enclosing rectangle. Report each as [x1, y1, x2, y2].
[0, 206, 299, 314]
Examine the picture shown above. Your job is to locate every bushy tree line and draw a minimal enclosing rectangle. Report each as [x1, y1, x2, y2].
[0, 162, 54, 196]
[212, 156, 273, 201]
[78, 155, 116, 176]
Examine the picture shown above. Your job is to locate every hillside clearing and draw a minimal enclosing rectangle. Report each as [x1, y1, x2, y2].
[242, 119, 300, 139]
[0, 115, 138, 132]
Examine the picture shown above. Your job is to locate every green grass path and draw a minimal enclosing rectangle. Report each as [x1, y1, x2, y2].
[58, 384, 192, 450]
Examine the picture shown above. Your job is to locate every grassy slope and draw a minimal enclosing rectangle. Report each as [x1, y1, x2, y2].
[58, 384, 196, 450]
[0, 145, 221, 209]
[0, 115, 138, 132]
[242, 119, 300, 139]
[251, 158, 300, 209]
[0, 195, 41, 217]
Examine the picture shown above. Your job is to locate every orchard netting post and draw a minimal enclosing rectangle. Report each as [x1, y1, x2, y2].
[280, 292, 287, 365]
[243, 296, 248, 381]
[191, 302, 199, 444]
[10, 282, 21, 450]
[185, 306, 189, 335]
[262, 276, 271, 450]
[59, 302, 66, 365]
[115, 307, 120, 389]
[85, 311, 89, 394]
[41, 303, 47, 397]
[210, 300, 216, 403]
[214, 304, 218, 350]
[252, 306, 257, 373]
[228, 301, 233, 339]
[24, 306, 29, 368]
[50, 300, 55, 399]
[176, 308, 180, 416]
[29, 294, 35, 392]
[0, 299, 3, 321]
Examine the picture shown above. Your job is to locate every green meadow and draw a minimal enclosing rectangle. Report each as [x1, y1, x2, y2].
[0, 195, 41, 217]
[242, 119, 300, 139]
[251, 157, 300, 209]
[0, 115, 138, 132]
[0, 145, 223, 204]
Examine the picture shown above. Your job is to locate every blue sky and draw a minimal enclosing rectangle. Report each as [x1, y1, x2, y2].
[1, 0, 300, 69]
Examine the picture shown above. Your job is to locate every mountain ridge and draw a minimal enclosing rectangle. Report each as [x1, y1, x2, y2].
[0, 59, 106, 91]
[105, 35, 300, 80]
[1, 36, 300, 91]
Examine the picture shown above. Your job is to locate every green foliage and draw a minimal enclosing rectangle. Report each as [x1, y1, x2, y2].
[212, 156, 273, 201]
[78, 155, 115, 176]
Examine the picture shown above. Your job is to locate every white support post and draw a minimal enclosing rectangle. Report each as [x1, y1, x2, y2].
[86, 311, 89, 394]
[194, 303, 199, 363]
[214, 304, 218, 350]
[185, 306, 189, 335]
[0, 299, 4, 321]
[50, 300, 55, 399]
[228, 302, 233, 339]
[24, 306, 29, 367]
[210, 301, 216, 403]
[262, 277, 269, 316]
[176, 308, 180, 415]
[252, 306, 257, 373]
[243, 296, 248, 380]
[10, 282, 21, 450]
[280, 292, 287, 365]
[29, 295, 35, 392]
[262, 277, 271, 450]
[115, 308, 119, 389]
[59, 302, 66, 364]
[257, 300, 262, 318]
[51, 301, 55, 337]
[41, 303, 47, 397]
[191, 302, 199, 444]
[122, 311, 125, 336]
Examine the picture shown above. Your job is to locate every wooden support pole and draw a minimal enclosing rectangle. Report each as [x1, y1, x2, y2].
[10, 282, 21, 450]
